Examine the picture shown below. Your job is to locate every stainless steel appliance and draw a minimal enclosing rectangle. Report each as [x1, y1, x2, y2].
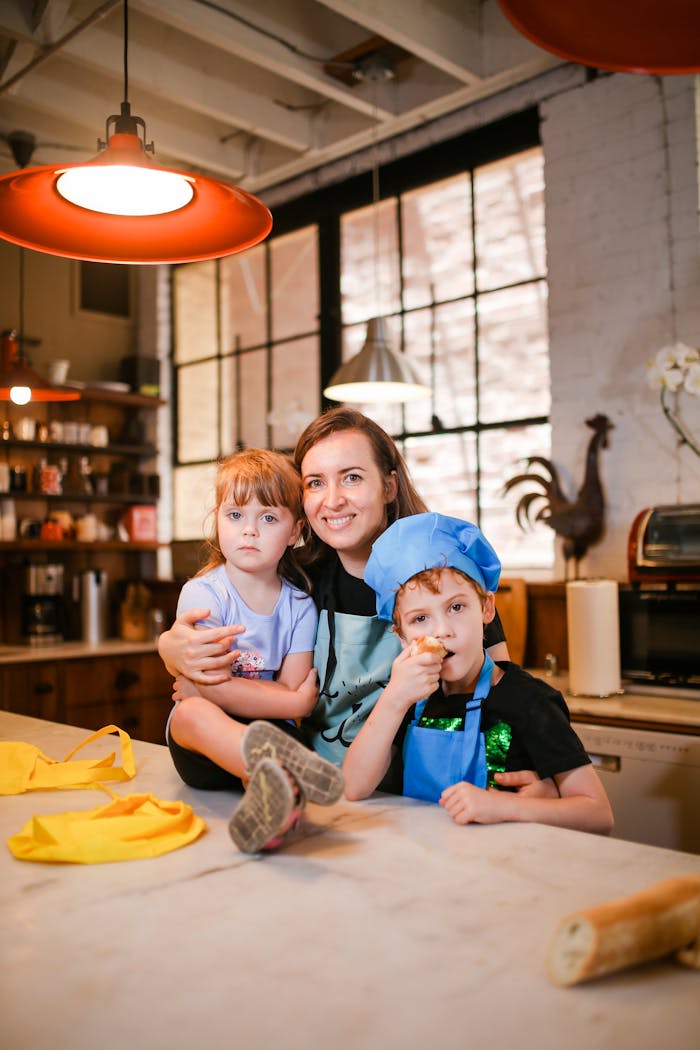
[576, 721, 700, 854]
[621, 503, 700, 690]
[74, 568, 109, 645]
[22, 564, 66, 645]
[627, 502, 700, 583]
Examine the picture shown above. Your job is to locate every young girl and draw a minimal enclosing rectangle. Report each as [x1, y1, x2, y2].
[165, 448, 343, 853]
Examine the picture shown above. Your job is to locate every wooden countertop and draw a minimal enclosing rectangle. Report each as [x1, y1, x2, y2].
[2, 712, 699, 1050]
[0, 638, 159, 662]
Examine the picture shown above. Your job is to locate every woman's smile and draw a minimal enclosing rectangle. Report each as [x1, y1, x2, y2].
[301, 430, 398, 575]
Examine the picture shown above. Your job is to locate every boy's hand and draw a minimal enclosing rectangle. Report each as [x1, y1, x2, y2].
[440, 780, 500, 825]
[385, 647, 443, 711]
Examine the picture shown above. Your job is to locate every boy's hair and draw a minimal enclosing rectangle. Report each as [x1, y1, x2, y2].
[392, 566, 488, 634]
[294, 406, 428, 565]
[197, 448, 309, 590]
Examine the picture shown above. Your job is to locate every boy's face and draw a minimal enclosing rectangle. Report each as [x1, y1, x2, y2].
[395, 569, 495, 694]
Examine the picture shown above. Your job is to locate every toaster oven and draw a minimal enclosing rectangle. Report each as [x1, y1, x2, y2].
[628, 503, 700, 583]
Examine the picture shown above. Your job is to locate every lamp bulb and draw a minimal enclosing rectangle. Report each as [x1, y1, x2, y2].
[10, 385, 31, 405]
[56, 166, 195, 216]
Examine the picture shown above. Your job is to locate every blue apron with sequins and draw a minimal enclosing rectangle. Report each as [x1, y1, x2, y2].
[402, 653, 493, 803]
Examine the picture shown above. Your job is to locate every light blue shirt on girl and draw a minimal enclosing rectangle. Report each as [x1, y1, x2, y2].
[176, 563, 318, 680]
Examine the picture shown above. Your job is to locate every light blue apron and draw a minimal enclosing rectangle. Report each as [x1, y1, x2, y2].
[304, 608, 400, 767]
[402, 652, 493, 803]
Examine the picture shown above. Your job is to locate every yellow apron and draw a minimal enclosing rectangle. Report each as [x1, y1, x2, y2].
[7, 789, 206, 864]
[0, 725, 136, 794]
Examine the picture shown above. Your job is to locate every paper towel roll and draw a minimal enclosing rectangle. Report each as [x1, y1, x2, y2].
[566, 579, 621, 697]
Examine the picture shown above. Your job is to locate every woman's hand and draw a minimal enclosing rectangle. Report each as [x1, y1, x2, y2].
[158, 607, 243, 684]
[492, 770, 559, 797]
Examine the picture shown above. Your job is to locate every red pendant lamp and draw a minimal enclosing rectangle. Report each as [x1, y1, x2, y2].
[498, 1, 700, 74]
[0, 1, 272, 265]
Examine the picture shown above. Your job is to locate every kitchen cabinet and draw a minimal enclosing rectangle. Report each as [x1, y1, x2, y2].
[0, 659, 61, 722]
[0, 650, 173, 745]
[0, 387, 164, 644]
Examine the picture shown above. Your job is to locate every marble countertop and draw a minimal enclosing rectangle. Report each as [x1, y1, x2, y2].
[2, 712, 699, 1050]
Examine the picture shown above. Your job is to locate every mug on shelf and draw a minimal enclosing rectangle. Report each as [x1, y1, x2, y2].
[15, 417, 36, 441]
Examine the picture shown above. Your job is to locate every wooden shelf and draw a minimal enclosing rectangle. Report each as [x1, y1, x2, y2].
[0, 438, 157, 458]
[54, 388, 165, 409]
[1, 492, 158, 506]
[0, 539, 162, 552]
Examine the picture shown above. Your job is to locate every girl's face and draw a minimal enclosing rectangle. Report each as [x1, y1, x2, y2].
[301, 429, 398, 577]
[217, 495, 302, 580]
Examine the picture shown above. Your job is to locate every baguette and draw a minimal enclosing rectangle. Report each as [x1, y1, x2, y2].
[410, 635, 448, 658]
[547, 875, 700, 986]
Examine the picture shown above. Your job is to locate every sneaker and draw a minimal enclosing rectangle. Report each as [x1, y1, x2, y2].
[228, 757, 302, 854]
[241, 720, 344, 806]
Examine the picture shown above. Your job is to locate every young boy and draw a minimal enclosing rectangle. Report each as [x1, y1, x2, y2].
[342, 512, 613, 836]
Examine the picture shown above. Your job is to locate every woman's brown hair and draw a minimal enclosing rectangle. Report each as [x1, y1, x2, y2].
[197, 448, 309, 590]
[293, 406, 428, 564]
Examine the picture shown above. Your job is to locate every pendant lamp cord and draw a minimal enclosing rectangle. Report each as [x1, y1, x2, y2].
[123, 0, 129, 102]
[18, 247, 25, 362]
[371, 73, 381, 319]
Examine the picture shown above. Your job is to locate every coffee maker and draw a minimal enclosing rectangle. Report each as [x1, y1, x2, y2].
[22, 564, 66, 645]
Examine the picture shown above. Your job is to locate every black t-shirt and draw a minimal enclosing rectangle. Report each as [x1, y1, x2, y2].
[395, 661, 591, 783]
[308, 552, 506, 645]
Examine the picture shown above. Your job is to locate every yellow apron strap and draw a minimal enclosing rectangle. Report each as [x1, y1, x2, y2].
[0, 725, 136, 794]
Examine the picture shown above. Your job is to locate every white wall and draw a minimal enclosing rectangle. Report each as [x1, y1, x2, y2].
[541, 73, 700, 580]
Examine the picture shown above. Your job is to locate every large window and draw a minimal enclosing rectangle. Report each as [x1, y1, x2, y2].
[172, 109, 553, 570]
[172, 226, 320, 540]
[339, 148, 551, 569]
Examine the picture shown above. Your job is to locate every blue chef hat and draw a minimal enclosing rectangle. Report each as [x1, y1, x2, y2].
[365, 512, 501, 622]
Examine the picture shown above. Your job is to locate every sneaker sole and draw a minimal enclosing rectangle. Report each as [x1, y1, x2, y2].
[228, 758, 295, 853]
[242, 721, 344, 806]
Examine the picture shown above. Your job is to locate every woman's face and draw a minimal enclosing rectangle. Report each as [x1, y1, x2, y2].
[301, 429, 398, 577]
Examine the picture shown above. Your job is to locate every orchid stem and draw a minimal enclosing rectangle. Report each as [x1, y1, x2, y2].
[660, 387, 700, 457]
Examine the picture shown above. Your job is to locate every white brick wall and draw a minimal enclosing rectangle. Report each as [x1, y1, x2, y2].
[541, 72, 700, 580]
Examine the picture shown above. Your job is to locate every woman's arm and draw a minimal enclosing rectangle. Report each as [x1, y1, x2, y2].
[343, 647, 442, 800]
[440, 763, 614, 835]
[158, 607, 244, 682]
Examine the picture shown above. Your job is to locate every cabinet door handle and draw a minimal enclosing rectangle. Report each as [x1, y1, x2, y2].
[34, 682, 55, 695]
[114, 670, 140, 690]
[122, 715, 140, 731]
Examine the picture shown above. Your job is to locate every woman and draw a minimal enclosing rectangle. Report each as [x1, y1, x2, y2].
[159, 408, 547, 794]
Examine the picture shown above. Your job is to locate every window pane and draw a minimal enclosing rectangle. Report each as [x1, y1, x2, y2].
[480, 423, 554, 570]
[341, 198, 400, 325]
[270, 336, 320, 448]
[239, 349, 268, 448]
[478, 282, 550, 423]
[474, 148, 546, 291]
[177, 360, 219, 462]
[220, 355, 238, 456]
[173, 262, 218, 364]
[404, 432, 478, 521]
[271, 226, 319, 341]
[221, 244, 267, 350]
[402, 173, 474, 310]
[173, 462, 218, 541]
[403, 300, 476, 433]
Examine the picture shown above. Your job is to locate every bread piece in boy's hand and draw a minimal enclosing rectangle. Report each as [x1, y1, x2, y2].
[410, 635, 448, 658]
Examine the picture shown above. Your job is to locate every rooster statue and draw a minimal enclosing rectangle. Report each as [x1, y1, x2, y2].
[502, 414, 614, 578]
